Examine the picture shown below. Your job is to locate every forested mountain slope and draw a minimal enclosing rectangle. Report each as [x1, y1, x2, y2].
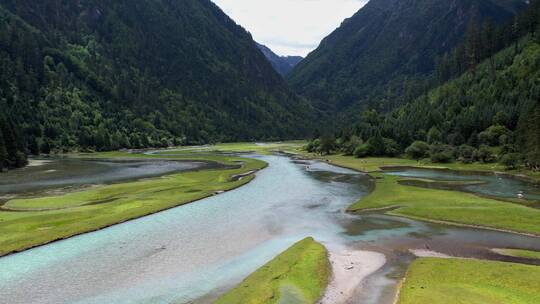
[288, 0, 526, 120]
[0, 0, 313, 169]
[308, 0, 540, 170]
[380, 37, 540, 168]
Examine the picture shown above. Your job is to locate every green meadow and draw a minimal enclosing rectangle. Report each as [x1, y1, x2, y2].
[348, 173, 540, 235]
[398, 258, 540, 304]
[0, 153, 266, 257]
[215, 237, 330, 304]
[493, 248, 540, 260]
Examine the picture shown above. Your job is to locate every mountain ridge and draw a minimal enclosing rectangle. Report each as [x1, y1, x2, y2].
[256, 43, 303, 76]
[288, 0, 527, 120]
[0, 0, 314, 169]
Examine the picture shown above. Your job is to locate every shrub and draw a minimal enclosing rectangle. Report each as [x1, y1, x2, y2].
[458, 144, 476, 163]
[499, 153, 521, 170]
[305, 139, 320, 153]
[430, 144, 455, 163]
[354, 143, 371, 158]
[475, 145, 496, 163]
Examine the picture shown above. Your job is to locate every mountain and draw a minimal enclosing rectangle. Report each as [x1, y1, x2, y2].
[0, 0, 313, 169]
[307, 1, 540, 170]
[287, 0, 527, 120]
[257, 43, 303, 76]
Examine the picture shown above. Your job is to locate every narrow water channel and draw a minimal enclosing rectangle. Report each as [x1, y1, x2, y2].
[0, 158, 217, 196]
[0, 155, 538, 304]
[384, 167, 540, 201]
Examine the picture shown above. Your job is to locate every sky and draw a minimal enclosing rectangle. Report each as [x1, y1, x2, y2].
[211, 0, 368, 57]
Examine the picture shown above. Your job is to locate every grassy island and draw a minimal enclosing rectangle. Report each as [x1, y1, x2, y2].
[492, 248, 540, 260]
[0, 152, 267, 257]
[348, 173, 540, 236]
[215, 237, 330, 304]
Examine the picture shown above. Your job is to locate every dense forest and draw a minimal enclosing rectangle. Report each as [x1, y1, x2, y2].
[307, 1, 540, 170]
[0, 0, 313, 170]
[288, 0, 526, 124]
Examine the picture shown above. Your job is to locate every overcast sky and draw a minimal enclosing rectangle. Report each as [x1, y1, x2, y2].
[211, 0, 368, 57]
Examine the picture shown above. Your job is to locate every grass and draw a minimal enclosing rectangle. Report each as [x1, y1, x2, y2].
[292, 151, 540, 180]
[215, 237, 330, 304]
[0, 153, 267, 257]
[155, 141, 306, 156]
[493, 248, 540, 260]
[398, 258, 540, 304]
[348, 173, 540, 236]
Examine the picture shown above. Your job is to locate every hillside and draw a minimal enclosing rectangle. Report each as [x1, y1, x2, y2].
[0, 0, 313, 169]
[257, 43, 303, 76]
[307, 27, 540, 170]
[288, 0, 526, 121]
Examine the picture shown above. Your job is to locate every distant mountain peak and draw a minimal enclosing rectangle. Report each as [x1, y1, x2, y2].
[256, 43, 303, 76]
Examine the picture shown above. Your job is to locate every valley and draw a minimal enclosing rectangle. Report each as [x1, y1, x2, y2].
[1, 0, 540, 303]
[0, 143, 539, 304]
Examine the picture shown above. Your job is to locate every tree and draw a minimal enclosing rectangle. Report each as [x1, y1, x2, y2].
[367, 133, 386, 156]
[0, 131, 7, 170]
[427, 127, 442, 144]
[405, 141, 430, 160]
[342, 135, 363, 156]
[478, 125, 510, 146]
[319, 134, 336, 155]
[383, 138, 401, 157]
[465, 20, 481, 73]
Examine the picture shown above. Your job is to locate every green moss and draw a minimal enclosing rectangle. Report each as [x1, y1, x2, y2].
[398, 258, 540, 304]
[348, 173, 540, 235]
[0, 153, 267, 256]
[493, 249, 540, 260]
[215, 237, 330, 304]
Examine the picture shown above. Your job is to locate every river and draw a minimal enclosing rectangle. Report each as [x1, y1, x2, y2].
[0, 154, 538, 304]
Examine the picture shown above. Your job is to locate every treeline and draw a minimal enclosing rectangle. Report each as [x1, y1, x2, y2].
[307, 1, 540, 171]
[0, 0, 313, 170]
[0, 111, 26, 170]
[436, 0, 540, 83]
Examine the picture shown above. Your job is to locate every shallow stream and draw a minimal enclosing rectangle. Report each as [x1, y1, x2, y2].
[0, 155, 538, 304]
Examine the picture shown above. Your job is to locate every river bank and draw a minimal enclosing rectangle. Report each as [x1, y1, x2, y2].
[0, 152, 267, 257]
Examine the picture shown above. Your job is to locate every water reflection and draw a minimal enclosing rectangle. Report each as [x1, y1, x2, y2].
[384, 167, 540, 201]
[0, 158, 217, 195]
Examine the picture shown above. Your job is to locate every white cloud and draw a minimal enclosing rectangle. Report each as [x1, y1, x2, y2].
[211, 0, 368, 56]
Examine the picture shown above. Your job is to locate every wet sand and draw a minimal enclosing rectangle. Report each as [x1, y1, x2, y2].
[320, 248, 386, 304]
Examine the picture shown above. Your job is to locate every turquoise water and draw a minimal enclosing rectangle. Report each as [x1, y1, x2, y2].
[0, 155, 376, 304]
[385, 168, 540, 200]
[1, 155, 538, 304]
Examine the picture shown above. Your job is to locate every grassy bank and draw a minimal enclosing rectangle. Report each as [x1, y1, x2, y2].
[155, 141, 306, 156]
[0, 153, 266, 257]
[293, 151, 540, 181]
[215, 237, 330, 304]
[348, 173, 540, 235]
[493, 248, 540, 260]
[398, 258, 540, 304]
